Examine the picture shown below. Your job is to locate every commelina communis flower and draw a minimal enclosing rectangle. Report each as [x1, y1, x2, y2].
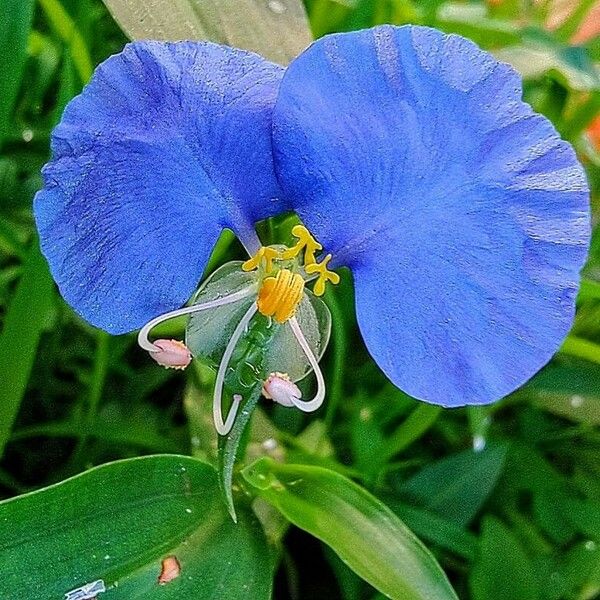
[34, 25, 590, 434]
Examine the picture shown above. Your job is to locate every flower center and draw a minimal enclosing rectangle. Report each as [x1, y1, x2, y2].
[257, 268, 305, 323]
[242, 225, 340, 323]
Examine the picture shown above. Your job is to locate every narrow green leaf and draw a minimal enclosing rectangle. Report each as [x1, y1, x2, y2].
[532, 489, 577, 545]
[399, 444, 508, 527]
[242, 458, 459, 600]
[380, 404, 442, 461]
[11, 419, 180, 453]
[184, 372, 219, 463]
[559, 541, 600, 598]
[516, 358, 600, 426]
[51, 50, 80, 124]
[38, 0, 94, 83]
[218, 383, 262, 521]
[494, 40, 600, 91]
[102, 0, 312, 65]
[0, 455, 273, 599]
[470, 516, 541, 600]
[560, 498, 600, 539]
[436, 3, 521, 48]
[0, 242, 54, 459]
[389, 502, 479, 561]
[0, 0, 35, 141]
[560, 336, 600, 366]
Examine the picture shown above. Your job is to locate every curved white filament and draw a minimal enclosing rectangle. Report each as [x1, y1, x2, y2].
[137, 286, 255, 353]
[213, 302, 258, 436]
[288, 316, 326, 412]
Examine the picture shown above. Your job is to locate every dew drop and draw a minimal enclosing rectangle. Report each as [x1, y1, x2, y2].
[473, 435, 486, 453]
[262, 437, 277, 451]
[22, 129, 33, 142]
[585, 540, 597, 551]
[185, 508, 192, 514]
[570, 395, 584, 408]
[267, 0, 286, 13]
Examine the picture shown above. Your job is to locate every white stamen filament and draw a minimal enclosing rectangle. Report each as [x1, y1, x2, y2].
[288, 316, 326, 412]
[213, 302, 258, 435]
[137, 286, 255, 353]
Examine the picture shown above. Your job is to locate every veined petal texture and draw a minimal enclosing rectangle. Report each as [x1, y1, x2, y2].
[272, 25, 590, 406]
[35, 41, 284, 333]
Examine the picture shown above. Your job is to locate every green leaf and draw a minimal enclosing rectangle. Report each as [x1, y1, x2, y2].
[218, 383, 263, 521]
[388, 502, 479, 561]
[0, 0, 35, 141]
[242, 458, 459, 600]
[399, 444, 508, 527]
[470, 516, 541, 600]
[532, 489, 577, 545]
[560, 498, 600, 539]
[51, 50, 80, 124]
[380, 404, 442, 462]
[101, 0, 312, 65]
[494, 39, 600, 91]
[0, 242, 54, 459]
[559, 540, 600, 598]
[0, 455, 273, 599]
[503, 442, 567, 495]
[38, 0, 94, 83]
[516, 357, 600, 425]
[435, 3, 521, 48]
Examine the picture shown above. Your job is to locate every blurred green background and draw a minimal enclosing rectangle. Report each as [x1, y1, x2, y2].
[0, 0, 599, 598]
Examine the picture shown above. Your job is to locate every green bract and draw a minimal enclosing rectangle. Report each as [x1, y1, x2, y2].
[186, 260, 331, 383]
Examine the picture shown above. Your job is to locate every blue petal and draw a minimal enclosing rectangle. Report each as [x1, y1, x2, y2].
[35, 41, 284, 334]
[272, 25, 590, 406]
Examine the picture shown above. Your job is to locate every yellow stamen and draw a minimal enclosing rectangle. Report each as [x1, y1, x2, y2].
[305, 254, 340, 296]
[257, 269, 305, 323]
[281, 225, 322, 265]
[242, 246, 279, 273]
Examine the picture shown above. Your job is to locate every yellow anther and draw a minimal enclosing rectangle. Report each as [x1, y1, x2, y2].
[257, 269, 305, 323]
[305, 254, 340, 297]
[281, 225, 322, 265]
[242, 246, 280, 273]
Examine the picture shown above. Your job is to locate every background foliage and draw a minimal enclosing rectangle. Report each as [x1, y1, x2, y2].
[0, 0, 599, 598]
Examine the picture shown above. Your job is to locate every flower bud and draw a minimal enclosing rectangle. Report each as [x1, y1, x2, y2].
[149, 339, 192, 370]
[262, 372, 301, 407]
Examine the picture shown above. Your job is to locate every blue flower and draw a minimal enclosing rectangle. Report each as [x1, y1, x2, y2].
[35, 25, 590, 413]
